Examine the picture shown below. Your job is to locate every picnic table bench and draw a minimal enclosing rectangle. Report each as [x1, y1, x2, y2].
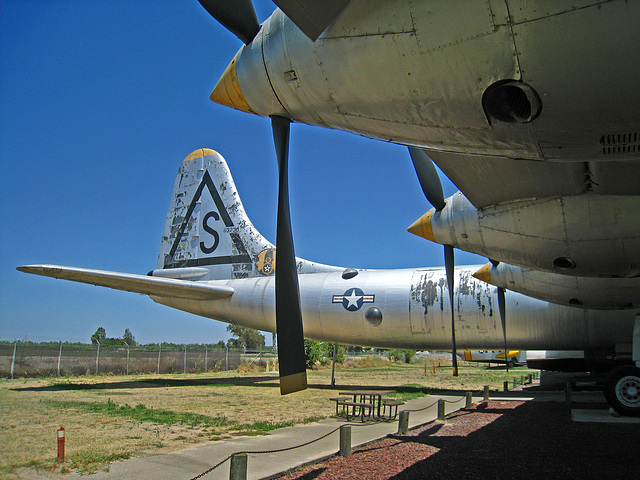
[331, 390, 405, 421]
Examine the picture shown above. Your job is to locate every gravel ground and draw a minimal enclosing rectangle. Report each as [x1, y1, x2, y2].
[277, 400, 640, 480]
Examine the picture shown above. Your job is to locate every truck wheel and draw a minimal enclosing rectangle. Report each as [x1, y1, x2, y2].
[604, 366, 640, 416]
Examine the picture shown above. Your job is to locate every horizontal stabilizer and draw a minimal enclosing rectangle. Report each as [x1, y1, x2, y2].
[17, 265, 234, 300]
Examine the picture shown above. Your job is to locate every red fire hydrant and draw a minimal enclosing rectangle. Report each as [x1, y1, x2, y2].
[57, 427, 65, 463]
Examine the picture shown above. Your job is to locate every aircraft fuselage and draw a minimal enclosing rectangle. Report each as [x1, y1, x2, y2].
[153, 266, 637, 351]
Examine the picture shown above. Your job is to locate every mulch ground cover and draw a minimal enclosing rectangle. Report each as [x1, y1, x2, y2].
[279, 400, 640, 480]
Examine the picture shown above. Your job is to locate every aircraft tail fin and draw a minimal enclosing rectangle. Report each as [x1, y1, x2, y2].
[155, 149, 340, 281]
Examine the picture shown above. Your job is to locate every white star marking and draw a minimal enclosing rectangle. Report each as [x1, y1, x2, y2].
[345, 290, 362, 309]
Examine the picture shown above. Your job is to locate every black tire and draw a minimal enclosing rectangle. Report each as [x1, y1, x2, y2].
[604, 365, 640, 416]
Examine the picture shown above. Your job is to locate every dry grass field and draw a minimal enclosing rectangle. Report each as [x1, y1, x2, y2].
[0, 359, 536, 479]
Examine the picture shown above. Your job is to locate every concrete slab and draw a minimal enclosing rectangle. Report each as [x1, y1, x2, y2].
[571, 409, 640, 424]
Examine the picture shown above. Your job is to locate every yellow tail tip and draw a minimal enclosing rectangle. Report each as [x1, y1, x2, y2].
[183, 149, 218, 162]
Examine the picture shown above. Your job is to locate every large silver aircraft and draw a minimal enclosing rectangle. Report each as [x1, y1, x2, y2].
[185, 0, 640, 412]
[18, 149, 640, 415]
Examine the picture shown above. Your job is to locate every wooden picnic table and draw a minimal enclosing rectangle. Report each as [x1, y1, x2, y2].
[339, 390, 397, 420]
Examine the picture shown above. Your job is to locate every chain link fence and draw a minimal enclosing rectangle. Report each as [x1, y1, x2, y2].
[0, 343, 242, 378]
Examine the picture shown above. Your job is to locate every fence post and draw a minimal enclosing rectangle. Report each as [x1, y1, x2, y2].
[57, 341, 63, 377]
[225, 345, 229, 371]
[124, 342, 130, 375]
[95, 340, 100, 375]
[10, 340, 17, 379]
[183, 345, 187, 374]
[465, 392, 473, 409]
[483, 385, 490, 401]
[437, 399, 446, 421]
[397, 410, 409, 435]
[503, 381, 509, 392]
[339, 425, 352, 457]
[229, 453, 247, 480]
[205, 345, 208, 372]
[157, 344, 161, 374]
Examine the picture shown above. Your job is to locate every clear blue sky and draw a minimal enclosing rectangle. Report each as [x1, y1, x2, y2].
[0, 1, 481, 345]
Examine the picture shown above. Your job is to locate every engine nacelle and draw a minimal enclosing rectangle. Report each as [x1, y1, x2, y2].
[473, 263, 640, 310]
[409, 192, 640, 278]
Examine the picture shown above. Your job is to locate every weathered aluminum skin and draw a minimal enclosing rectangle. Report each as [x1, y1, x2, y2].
[152, 265, 638, 351]
[233, 0, 640, 164]
[157, 149, 343, 280]
[481, 262, 640, 310]
[424, 192, 640, 278]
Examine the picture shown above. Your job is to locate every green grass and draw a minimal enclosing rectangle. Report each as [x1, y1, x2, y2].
[67, 450, 131, 474]
[44, 399, 325, 438]
[45, 399, 231, 427]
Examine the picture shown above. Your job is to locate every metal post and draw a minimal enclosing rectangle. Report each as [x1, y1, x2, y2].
[124, 342, 129, 376]
[503, 380, 509, 392]
[95, 340, 100, 375]
[465, 391, 473, 409]
[10, 340, 17, 379]
[397, 410, 409, 435]
[157, 343, 161, 374]
[339, 425, 351, 457]
[57, 341, 63, 377]
[205, 345, 208, 372]
[183, 345, 187, 374]
[483, 385, 490, 401]
[438, 399, 446, 421]
[565, 381, 572, 403]
[513, 377, 517, 389]
[229, 453, 247, 480]
[57, 427, 65, 463]
[225, 345, 229, 371]
[331, 344, 337, 387]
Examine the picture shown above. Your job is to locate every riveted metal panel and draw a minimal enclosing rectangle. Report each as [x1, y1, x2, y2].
[512, 0, 640, 160]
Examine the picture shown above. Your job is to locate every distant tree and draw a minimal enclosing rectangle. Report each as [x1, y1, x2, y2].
[91, 327, 106, 345]
[123, 328, 137, 346]
[214, 340, 226, 349]
[226, 325, 265, 349]
[323, 343, 345, 363]
[304, 339, 324, 367]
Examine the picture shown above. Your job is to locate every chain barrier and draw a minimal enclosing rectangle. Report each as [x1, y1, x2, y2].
[189, 422, 369, 480]
[402, 393, 466, 412]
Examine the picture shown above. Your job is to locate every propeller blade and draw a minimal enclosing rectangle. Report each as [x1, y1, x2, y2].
[198, 0, 260, 45]
[497, 286, 508, 372]
[444, 244, 458, 376]
[409, 146, 446, 211]
[271, 115, 308, 395]
[410, 146, 456, 374]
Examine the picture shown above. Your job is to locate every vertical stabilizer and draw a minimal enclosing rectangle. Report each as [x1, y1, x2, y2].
[157, 149, 342, 281]
[158, 149, 274, 280]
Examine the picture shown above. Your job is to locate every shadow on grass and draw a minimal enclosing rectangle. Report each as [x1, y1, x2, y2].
[10, 376, 444, 399]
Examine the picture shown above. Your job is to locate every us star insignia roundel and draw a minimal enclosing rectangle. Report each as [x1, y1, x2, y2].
[332, 288, 375, 311]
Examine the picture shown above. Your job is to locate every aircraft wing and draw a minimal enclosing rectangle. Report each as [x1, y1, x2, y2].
[16, 265, 234, 300]
[426, 151, 640, 209]
[273, 0, 352, 41]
